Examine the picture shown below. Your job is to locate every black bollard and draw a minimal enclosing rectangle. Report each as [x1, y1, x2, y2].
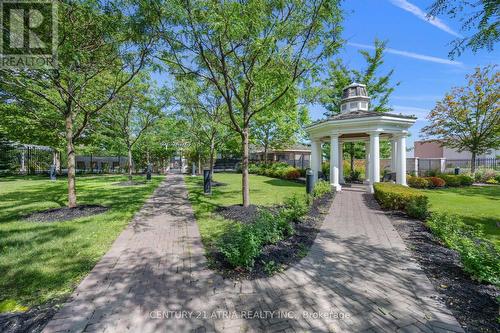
[203, 169, 212, 194]
[192, 163, 196, 176]
[305, 168, 314, 194]
[454, 167, 460, 175]
[146, 164, 152, 181]
[49, 164, 56, 181]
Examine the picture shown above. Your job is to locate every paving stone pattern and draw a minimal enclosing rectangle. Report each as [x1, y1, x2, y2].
[43, 177, 464, 333]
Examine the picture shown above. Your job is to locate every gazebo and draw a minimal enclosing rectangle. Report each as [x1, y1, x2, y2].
[305, 83, 417, 192]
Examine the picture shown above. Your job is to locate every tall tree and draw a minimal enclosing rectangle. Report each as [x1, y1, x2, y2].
[428, 0, 499, 58]
[0, 1, 152, 207]
[173, 78, 230, 176]
[103, 77, 165, 182]
[252, 98, 308, 164]
[151, 0, 343, 206]
[320, 40, 397, 174]
[421, 66, 500, 173]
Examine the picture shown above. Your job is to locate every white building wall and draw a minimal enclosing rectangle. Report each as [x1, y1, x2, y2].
[443, 147, 498, 159]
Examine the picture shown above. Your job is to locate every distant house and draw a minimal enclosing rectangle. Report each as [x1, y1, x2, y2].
[414, 140, 498, 159]
[250, 144, 311, 169]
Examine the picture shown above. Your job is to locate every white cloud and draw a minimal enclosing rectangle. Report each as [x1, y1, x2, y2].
[348, 42, 463, 66]
[389, 0, 462, 37]
[393, 105, 430, 119]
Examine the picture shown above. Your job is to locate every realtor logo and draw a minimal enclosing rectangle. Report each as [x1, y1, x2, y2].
[0, 0, 57, 68]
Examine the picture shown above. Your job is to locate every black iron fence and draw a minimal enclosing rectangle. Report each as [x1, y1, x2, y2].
[445, 158, 498, 171]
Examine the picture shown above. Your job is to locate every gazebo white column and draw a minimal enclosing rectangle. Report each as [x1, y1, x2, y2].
[396, 134, 407, 186]
[310, 140, 321, 183]
[364, 141, 370, 184]
[369, 132, 380, 187]
[338, 141, 344, 184]
[330, 133, 341, 191]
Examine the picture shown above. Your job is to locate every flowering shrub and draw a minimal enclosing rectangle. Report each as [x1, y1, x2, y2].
[425, 176, 446, 187]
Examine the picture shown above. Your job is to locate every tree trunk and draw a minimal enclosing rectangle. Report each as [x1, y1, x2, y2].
[349, 143, 355, 174]
[242, 128, 250, 207]
[209, 137, 215, 178]
[65, 112, 77, 208]
[263, 143, 268, 165]
[471, 151, 476, 174]
[127, 145, 133, 182]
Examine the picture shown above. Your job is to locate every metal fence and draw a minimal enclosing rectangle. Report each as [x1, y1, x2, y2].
[445, 158, 498, 171]
[0, 145, 55, 174]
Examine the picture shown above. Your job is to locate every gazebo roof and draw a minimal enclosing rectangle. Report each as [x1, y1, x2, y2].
[306, 110, 416, 128]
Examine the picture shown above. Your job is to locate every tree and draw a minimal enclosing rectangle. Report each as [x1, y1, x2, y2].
[103, 77, 165, 182]
[252, 99, 308, 164]
[320, 39, 397, 174]
[0, 1, 152, 207]
[173, 78, 230, 176]
[428, 0, 499, 58]
[421, 66, 500, 173]
[0, 131, 17, 173]
[151, 0, 343, 206]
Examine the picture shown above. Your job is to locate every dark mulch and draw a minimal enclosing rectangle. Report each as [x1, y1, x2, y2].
[215, 204, 261, 225]
[24, 205, 108, 223]
[113, 180, 146, 186]
[390, 213, 500, 333]
[210, 192, 335, 280]
[0, 302, 60, 333]
[211, 181, 228, 187]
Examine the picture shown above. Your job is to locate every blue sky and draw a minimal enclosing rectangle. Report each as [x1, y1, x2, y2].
[308, 0, 498, 154]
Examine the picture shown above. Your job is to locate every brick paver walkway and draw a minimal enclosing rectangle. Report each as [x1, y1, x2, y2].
[43, 177, 463, 333]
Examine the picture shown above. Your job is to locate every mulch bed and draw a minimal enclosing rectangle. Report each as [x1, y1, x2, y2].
[113, 181, 146, 186]
[0, 302, 60, 333]
[210, 192, 335, 280]
[389, 213, 500, 333]
[24, 205, 108, 223]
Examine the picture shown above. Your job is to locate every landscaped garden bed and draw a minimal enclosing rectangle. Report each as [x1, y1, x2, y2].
[374, 182, 500, 332]
[186, 173, 334, 279]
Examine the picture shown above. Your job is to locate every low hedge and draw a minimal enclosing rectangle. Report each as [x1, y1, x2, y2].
[439, 174, 474, 187]
[373, 183, 429, 219]
[248, 163, 302, 180]
[426, 213, 500, 286]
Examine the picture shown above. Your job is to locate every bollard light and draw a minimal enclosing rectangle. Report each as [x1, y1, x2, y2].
[305, 168, 314, 194]
[203, 169, 212, 194]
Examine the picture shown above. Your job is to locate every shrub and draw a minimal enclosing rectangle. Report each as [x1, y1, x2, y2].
[458, 175, 474, 186]
[313, 180, 332, 198]
[218, 224, 262, 268]
[373, 183, 429, 219]
[282, 167, 301, 180]
[439, 174, 462, 187]
[252, 210, 286, 245]
[426, 176, 446, 188]
[282, 193, 309, 222]
[426, 213, 500, 286]
[407, 176, 431, 189]
[485, 178, 499, 184]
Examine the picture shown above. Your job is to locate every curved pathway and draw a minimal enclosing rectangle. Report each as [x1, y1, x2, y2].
[43, 176, 463, 333]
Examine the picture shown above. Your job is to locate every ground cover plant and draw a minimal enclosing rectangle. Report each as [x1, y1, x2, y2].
[0, 175, 163, 312]
[247, 162, 302, 180]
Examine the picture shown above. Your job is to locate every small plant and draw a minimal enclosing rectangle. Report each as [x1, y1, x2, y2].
[297, 244, 309, 258]
[218, 224, 262, 268]
[282, 193, 309, 222]
[313, 180, 332, 197]
[262, 260, 284, 275]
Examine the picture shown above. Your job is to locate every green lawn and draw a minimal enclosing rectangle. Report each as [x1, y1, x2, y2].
[423, 185, 500, 246]
[185, 173, 304, 247]
[0, 175, 163, 312]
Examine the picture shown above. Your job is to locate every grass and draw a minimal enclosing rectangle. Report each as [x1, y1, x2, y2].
[0, 174, 163, 312]
[423, 185, 500, 246]
[185, 172, 304, 247]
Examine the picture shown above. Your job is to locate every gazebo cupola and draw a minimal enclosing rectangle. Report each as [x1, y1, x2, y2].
[340, 83, 370, 113]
